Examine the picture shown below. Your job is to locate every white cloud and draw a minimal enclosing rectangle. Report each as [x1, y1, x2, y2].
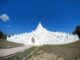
[0, 14, 10, 22]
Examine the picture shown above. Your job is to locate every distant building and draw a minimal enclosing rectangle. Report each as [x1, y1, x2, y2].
[7, 22, 79, 46]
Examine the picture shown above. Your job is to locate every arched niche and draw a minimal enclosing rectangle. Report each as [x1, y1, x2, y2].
[31, 37, 35, 43]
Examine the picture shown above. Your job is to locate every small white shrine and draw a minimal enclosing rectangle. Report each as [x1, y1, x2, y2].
[7, 22, 79, 46]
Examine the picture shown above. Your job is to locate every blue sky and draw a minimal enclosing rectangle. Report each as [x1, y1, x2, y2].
[0, 0, 80, 35]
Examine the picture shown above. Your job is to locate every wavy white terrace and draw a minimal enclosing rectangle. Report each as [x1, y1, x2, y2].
[7, 22, 79, 46]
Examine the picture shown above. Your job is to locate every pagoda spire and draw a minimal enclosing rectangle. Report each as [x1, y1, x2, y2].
[36, 22, 44, 29]
[35, 21, 47, 32]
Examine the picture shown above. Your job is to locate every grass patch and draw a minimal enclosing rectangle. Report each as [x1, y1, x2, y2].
[1, 40, 80, 60]
[28, 40, 80, 60]
[0, 40, 24, 49]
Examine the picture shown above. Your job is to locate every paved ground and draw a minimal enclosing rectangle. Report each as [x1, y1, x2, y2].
[0, 45, 32, 57]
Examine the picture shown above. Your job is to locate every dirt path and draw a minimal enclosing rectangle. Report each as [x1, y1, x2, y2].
[0, 45, 32, 57]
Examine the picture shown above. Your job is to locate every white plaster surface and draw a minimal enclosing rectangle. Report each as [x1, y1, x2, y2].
[7, 22, 79, 46]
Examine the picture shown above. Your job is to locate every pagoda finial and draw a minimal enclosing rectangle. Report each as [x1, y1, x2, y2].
[35, 21, 48, 32]
[35, 21, 44, 30]
[38, 21, 42, 26]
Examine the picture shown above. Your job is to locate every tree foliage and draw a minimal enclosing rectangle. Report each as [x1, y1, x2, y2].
[73, 25, 80, 38]
[0, 30, 7, 39]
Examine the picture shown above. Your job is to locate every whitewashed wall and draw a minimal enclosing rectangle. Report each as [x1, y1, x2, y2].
[7, 32, 79, 46]
[7, 22, 79, 46]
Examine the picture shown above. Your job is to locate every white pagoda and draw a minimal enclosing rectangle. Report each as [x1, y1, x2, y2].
[7, 22, 79, 46]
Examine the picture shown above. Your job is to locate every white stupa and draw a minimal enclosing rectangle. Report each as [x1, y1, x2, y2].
[7, 22, 79, 46]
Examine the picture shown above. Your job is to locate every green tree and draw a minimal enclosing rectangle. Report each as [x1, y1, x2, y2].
[0, 31, 7, 39]
[73, 25, 80, 38]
